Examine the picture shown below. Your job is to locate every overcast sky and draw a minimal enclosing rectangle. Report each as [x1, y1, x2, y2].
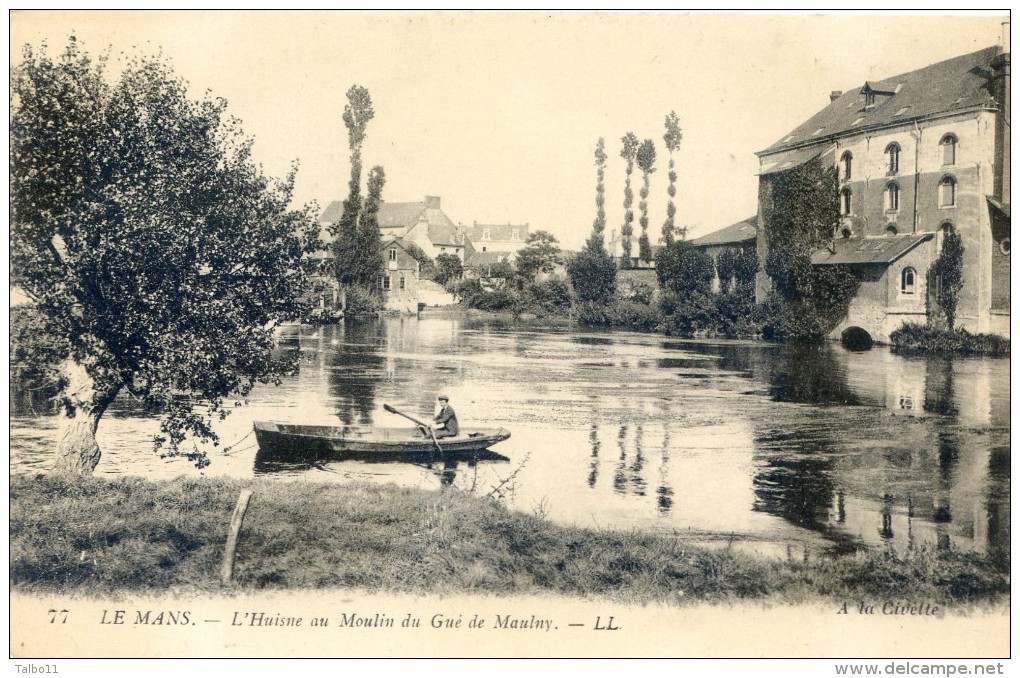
[10, 11, 1008, 249]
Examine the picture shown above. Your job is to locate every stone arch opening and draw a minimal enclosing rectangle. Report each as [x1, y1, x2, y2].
[841, 326, 874, 351]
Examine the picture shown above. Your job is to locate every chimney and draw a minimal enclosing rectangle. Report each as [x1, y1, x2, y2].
[830, 90, 843, 103]
[424, 196, 441, 209]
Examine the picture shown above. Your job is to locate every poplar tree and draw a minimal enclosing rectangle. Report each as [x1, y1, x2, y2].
[662, 111, 683, 245]
[619, 132, 639, 267]
[569, 138, 617, 303]
[332, 85, 378, 287]
[636, 138, 657, 264]
[592, 138, 608, 243]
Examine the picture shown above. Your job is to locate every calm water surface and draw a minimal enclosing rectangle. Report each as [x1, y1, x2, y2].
[11, 315, 1010, 566]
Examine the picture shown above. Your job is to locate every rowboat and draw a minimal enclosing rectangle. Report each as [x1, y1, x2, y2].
[252, 420, 511, 462]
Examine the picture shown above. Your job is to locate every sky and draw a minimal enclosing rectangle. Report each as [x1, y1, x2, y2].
[10, 11, 1009, 249]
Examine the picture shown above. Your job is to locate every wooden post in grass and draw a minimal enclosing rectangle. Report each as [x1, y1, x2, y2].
[221, 489, 254, 584]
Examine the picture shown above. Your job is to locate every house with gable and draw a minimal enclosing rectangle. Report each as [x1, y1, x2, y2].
[319, 195, 469, 261]
[378, 237, 421, 313]
[755, 45, 1010, 342]
[465, 222, 530, 254]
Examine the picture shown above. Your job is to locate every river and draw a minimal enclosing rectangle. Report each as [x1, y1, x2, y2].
[10, 314, 1010, 567]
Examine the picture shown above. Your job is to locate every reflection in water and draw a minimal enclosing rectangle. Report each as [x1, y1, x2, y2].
[325, 324, 385, 426]
[9, 316, 1009, 570]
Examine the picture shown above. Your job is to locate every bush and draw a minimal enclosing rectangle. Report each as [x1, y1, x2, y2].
[467, 288, 516, 312]
[567, 244, 617, 304]
[529, 278, 573, 312]
[890, 323, 1009, 356]
[343, 284, 382, 318]
[659, 290, 716, 337]
[574, 299, 662, 331]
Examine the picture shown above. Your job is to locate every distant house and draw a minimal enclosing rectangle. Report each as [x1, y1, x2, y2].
[690, 216, 757, 292]
[319, 195, 468, 261]
[463, 250, 514, 285]
[465, 222, 530, 254]
[378, 238, 420, 313]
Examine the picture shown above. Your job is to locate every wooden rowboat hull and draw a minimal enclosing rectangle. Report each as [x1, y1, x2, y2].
[253, 421, 511, 462]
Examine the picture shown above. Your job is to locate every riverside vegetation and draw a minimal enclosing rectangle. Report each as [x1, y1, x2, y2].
[10, 474, 1009, 607]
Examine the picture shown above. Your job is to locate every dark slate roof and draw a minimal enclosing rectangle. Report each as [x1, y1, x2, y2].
[318, 200, 345, 224]
[320, 200, 457, 231]
[811, 233, 933, 266]
[378, 202, 429, 229]
[465, 251, 511, 268]
[690, 216, 758, 247]
[759, 144, 835, 175]
[428, 224, 464, 246]
[467, 223, 529, 241]
[761, 46, 1002, 156]
[987, 196, 1011, 220]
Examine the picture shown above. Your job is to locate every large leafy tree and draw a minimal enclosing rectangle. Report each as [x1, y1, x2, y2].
[514, 230, 563, 282]
[11, 38, 318, 474]
[433, 253, 464, 286]
[636, 138, 656, 264]
[662, 111, 683, 245]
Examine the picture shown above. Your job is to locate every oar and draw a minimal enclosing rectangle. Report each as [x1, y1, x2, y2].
[383, 403, 443, 459]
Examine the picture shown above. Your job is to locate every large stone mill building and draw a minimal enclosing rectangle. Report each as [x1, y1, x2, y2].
[755, 45, 1010, 342]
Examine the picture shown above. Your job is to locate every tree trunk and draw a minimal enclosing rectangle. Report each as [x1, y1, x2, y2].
[53, 358, 120, 475]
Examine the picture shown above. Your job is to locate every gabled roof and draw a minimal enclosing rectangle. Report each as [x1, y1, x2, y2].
[761, 46, 1002, 156]
[811, 233, 933, 266]
[379, 236, 411, 251]
[690, 216, 758, 247]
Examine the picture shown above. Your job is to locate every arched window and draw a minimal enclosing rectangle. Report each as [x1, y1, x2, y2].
[885, 223, 898, 235]
[938, 176, 956, 207]
[885, 143, 900, 174]
[901, 267, 916, 295]
[940, 134, 957, 166]
[885, 182, 900, 212]
[840, 188, 853, 216]
[840, 151, 853, 181]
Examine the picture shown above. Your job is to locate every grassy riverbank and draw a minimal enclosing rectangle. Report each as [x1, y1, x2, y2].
[10, 474, 1009, 607]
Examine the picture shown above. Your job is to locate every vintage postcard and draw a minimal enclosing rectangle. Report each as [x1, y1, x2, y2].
[9, 10, 1011, 668]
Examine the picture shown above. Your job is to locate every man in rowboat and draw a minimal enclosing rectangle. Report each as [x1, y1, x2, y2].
[432, 395, 459, 439]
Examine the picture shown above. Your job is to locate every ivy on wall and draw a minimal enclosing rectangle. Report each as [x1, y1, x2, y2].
[760, 157, 860, 341]
[928, 228, 965, 329]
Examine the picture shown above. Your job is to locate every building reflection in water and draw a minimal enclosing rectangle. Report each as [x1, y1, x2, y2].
[263, 318, 1010, 568]
[719, 340, 1011, 568]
